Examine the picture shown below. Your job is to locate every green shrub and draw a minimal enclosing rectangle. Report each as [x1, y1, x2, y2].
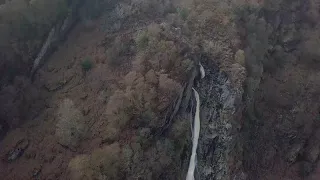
[81, 57, 93, 71]
[136, 32, 149, 50]
[177, 7, 188, 20]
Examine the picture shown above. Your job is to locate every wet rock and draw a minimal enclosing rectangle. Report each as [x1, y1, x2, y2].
[286, 143, 304, 163]
[6, 139, 29, 162]
[180, 67, 198, 113]
[195, 60, 245, 180]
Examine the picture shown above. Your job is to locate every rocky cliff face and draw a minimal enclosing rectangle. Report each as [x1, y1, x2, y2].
[177, 55, 246, 180]
[196, 60, 245, 180]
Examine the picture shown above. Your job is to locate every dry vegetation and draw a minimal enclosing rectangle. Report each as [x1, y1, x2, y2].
[68, 143, 121, 180]
[72, 0, 242, 178]
[0, 0, 243, 179]
[55, 99, 86, 148]
[5, 0, 320, 179]
[93, 21, 191, 178]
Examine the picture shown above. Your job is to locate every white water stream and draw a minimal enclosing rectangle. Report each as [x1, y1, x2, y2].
[199, 63, 205, 79]
[186, 63, 205, 180]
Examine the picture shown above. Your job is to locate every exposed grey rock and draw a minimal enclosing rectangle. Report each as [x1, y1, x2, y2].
[286, 143, 304, 163]
[6, 139, 29, 162]
[181, 58, 245, 180]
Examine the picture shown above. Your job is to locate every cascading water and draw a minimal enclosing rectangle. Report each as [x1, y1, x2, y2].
[199, 63, 205, 79]
[186, 64, 205, 180]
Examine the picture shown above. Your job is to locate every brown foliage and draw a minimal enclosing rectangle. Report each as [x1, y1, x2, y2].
[133, 23, 194, 82]
[158, 73, 182, 94]
[105, 26, 187, 130]
[89, 143, 121, 179]
[104, 62, 182, 131]
[106, 36, 133, 66]
[68, 143, 122, 180]
[68, 155, 90, 180]
[145, 69, 158, 85]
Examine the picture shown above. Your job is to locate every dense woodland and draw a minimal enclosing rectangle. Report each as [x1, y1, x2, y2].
[1, 0, 320, 179]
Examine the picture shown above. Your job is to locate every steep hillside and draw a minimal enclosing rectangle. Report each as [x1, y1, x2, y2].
[238, 0, 320, 179]
[0, 0, 244, 179]
[1, 0, 320, 180]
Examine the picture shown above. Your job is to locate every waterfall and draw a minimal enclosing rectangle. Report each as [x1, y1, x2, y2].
[199, 63, 205, 79]
[186, 63, 205, 180]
